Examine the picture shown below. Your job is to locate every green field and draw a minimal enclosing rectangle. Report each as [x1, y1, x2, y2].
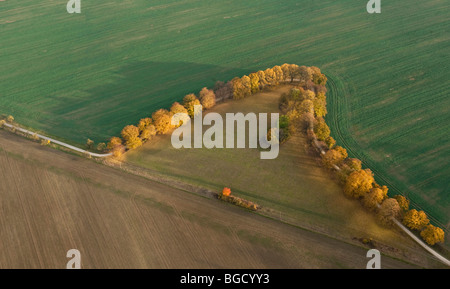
[1, 2, 448, 229]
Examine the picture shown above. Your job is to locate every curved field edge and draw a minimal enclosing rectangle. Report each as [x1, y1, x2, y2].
[325, 72, 449, 240]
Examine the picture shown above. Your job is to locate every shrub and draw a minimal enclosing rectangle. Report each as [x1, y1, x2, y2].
[222, 187, 231, 197]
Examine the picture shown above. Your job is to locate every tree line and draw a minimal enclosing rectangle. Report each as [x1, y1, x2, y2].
[103, 63, 445, 246]
[106, 63, 324, 157]
[278, 76, 445, 247]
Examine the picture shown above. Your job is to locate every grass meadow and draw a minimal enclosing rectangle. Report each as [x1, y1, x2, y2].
[1, 1, 448, 232]
[125, 87, 423, 252]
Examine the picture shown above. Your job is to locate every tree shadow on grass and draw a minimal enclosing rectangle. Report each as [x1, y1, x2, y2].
[52, 61, 250, 144]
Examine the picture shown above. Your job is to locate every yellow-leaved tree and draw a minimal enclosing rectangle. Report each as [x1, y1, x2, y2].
[420, 224, 445, 246]
[402, 209, 429, 231]
[344, 169, 375, 199]
[121, 125, 142, 149]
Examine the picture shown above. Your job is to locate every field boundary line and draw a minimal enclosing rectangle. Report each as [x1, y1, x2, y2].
[1, 123, 112, 158]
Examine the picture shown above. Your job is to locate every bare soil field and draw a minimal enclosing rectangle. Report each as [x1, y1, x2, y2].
[0, 129, 441, 268]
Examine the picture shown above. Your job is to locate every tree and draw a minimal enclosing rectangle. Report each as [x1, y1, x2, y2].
[170, 101, 188, 115]
[281, 64, 300, 82]
[230, 77, 244, 100]
[344, 169, 375, 199]
[322, 148, 346, 169]
[170, 102, 189, 127]
[107, 137, 123, 150]
[345, 158, 362, 171]
[152, 109, 173, 134]
[257, 70, 267, 89]
[231, 77, 251, 100]
[314, 118, 331, 141]
[199, 87, 216, 110]
[111, 144, 126, 158]
[298, 66, 312, 84]
[121, 125, 142, 149]
[377, 198, 401, 227]
[394, 195, 410, 212]
[264, 68, 277, 86]
[299, 99, 314, 114]
[240, 75, 252, 97]
[86, 139, 94, 150]
[324, 136, 336, 149]
[249, 72, 260, 94]
[272, 65, 284, 84]
[301, 112, 316, 131]
[107, 137, 126, 158]
[334, 146, 348, 160]
[138, 118, 152, 132]
[214, 81, 233, 101]
[183, 94, 201, 118]
[96, 142, 107, 152]
[402, 209, 429, 230]
[6, 115, 14, 123]
[311, 66, 327, 86]
[279, 115, 289, 130]
[140, 124, 157, 141]
[302, 90, 315, 101]
[420, 224, 445, 246]
[362, 188, 386, 211]
[313, 97, 327, 118]
[289, 88, 302, 100]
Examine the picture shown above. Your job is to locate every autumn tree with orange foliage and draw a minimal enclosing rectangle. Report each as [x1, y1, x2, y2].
[222, 187, 231, 197]
[362, 187, 387, 211]
[183, 94, 201, 118]
[106, 137, 126, 158]
[272, 65, 284, 84]
[394, 195, 410, 212]
[140, 124, 157, 141]
[322, 148, 346, 169]
[310, 66, 327, 86]
[264, 68, 277, 86]
[314, 118, 331, 141]
[281, 63, 300, 83]
[345, 158, 362, 172]
[420, 224, 445, 246]
[249, 72, 260, 94]
[256, 70, 267, 89]
[152, 109, 173, 134]
[402, 209, 430, 230]
[121, 125, 142, 149]
[138, 117, 152, 132]
[344, 169, 375, 199]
